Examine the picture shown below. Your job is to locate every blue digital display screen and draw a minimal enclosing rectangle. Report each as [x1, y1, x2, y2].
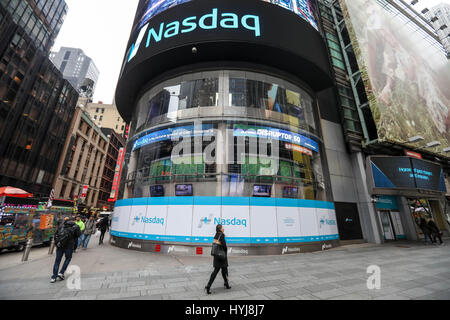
[253, 185, 272, 197]
[283, 186, 298, 198]
[371, 157, 447, 193]
[233, 125, 319, 153]
[150, 185, 165, 197]
[134, 0, 319, 32]
[176, 184, 193, 196]
[132, 125, 215, 151]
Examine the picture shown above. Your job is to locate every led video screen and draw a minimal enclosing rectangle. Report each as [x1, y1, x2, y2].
[369, 156, 447, 193]
[133, 0, 319, 32]
[339, 0, 450, 152]
[150, 185, 165, 197]
[253, 185, 272, 197]
[175, 184, 193, 196]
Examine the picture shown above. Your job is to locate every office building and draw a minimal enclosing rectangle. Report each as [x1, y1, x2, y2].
[97, 128, 126, 211]
[0, 0, 77, 197]
[53, 106, 108, 208]
[110, 0, 449, 255]
[111, 0, 339, 255]
[84, 102, 127, 136]
[424, 3, 450, 56]
[317, 0, 450, 243]
[50, 47, 99, 99]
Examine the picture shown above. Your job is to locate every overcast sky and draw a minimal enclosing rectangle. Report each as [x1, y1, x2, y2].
[52, 0, 139, 104]
[52, 0, 450, 104]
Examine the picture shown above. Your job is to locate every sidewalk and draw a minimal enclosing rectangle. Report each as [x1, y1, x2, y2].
[0, 234, 449, 300]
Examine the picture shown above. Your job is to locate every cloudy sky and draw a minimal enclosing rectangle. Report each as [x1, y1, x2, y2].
[52, 0, 450, 104]
[52, 0, 139, 104]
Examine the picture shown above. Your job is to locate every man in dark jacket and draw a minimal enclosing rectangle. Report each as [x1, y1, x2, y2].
[51, 218, 81, 283]
[97, 216, 109, 245]
[428, 219, 443, 245]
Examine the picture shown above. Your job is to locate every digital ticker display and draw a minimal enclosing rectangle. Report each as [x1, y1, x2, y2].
[133, 0, 319, 33]
[370, 156, 446, 193]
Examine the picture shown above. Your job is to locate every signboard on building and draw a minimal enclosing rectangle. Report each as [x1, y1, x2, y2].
[404, 150, 422, 160]
[339, 0, 450, 153]
[39, 214, 54, 230]
[109, 148, 125, 202]
[132, 0, 320, 34]
[367, 156, 447, 196]
[80, 185, 89, 201]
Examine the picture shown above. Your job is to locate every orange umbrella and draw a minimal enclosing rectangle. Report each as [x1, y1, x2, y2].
[0, 186, 33, 198]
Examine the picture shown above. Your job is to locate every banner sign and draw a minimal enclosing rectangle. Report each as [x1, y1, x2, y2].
[111, 197, 338, 244]
[233, 124, 319, 153]
[375, 195, 398, 210]
[39, 214, 54, 230]
[132, 125, 215, 151]
[404, 150, 422, 159]
[80, 185, 89, 200]
[285, 143, 313, 156]
[109, 148, 125, 202]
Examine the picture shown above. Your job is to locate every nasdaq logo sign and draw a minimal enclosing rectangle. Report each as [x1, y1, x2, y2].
[214, 217, 248, 228]
[198, 214, 214, 229]
[127, 8, 261, 63]
[132, 216, 165, 226]
[320, 218, 337, 227]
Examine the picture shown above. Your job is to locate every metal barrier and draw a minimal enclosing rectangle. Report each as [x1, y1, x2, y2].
[48, 237, 55, 255]
[21, 238, 33, 262]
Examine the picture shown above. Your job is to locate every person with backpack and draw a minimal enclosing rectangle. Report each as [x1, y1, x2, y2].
[80, 215, 96, 249]
[205, 224, 231, 295]
[51, 218, 81, 283]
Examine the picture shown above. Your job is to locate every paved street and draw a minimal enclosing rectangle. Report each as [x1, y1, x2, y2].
[0, 234, 449, 300]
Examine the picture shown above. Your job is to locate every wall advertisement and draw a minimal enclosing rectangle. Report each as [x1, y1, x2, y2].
[110, 197, 339, 244]
[339, 0, 450, 152]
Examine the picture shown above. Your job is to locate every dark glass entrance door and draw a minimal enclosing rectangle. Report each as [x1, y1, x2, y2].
[335, 202, 363, 240]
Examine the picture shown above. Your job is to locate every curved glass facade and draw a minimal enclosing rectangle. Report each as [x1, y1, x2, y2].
[130, 71, 318, 137]
[121, 71, 327, 201]
[112, 70, 338, 249]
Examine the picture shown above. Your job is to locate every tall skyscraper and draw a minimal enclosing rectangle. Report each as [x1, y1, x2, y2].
[424, 3, 450, 57]
[1, 0, 67, 52]
[0, 0, 78, 197]
[50, 47, 99, 99]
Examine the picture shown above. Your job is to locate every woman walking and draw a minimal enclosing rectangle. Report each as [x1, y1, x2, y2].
[205, 224, 231, 294]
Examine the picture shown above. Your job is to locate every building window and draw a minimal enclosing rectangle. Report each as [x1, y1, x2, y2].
[60, 61, 67, 73]
[99, 116, 103, 121]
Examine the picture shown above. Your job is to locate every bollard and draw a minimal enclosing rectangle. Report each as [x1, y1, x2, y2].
[21, 238, 33, 262]
[48, 237, 56, 255]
